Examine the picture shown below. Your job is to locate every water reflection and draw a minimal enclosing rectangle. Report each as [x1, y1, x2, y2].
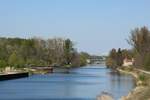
[0, 65, 135, 100]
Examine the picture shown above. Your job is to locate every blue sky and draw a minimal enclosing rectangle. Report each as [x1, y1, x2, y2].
[0, 0, 150, 55]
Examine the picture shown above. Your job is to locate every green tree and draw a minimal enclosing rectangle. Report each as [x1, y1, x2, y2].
[0, 37, 84, 69]
[79, 52, 89, 66]
[8, 52, 25, 68]
[64, 39, 74, 65]
[116, 48, 123, 66]
[0, 60, 7, 68]
[8, 52, 18, 67]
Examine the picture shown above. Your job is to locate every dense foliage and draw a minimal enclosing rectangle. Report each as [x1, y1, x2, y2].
[0, 37, 88, 68]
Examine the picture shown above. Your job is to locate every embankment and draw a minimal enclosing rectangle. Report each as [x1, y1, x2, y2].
[0, 72, 29, 81]
[118, 67, 150, 100]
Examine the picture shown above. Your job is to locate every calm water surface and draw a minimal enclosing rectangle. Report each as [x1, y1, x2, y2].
[0, 65, 135, 100]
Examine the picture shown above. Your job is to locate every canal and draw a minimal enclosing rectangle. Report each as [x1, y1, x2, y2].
[0, 65, 135, 100]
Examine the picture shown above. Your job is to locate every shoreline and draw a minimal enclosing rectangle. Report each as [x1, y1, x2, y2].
[117, 67, 150, 100]
[0, 72, 29, 81]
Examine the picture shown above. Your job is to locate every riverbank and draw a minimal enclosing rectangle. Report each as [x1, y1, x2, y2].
[118, 66, 150, 100]
[0, 67, 29, 80]
[0, 72, 29, 81]
[0, 66, 53, 75]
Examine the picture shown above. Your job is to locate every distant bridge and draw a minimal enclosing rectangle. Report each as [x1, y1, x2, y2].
[87, 56, 106, 64]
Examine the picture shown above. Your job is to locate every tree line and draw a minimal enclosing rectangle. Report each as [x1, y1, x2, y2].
[106, 48, 134, 69]
[0, 37, 89, 68]
[106, 26, 150, 71]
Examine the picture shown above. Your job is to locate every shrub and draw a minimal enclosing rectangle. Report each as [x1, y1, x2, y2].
[139, 74, 146, 82]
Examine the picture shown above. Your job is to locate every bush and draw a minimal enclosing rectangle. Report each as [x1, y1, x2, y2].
[139, 74, 146, 81]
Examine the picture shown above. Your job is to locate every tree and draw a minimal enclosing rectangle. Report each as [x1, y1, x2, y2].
[106, 49, 117, 68]
[0, 60, 7, 68]
[79, 55, 87, 66]
[64, 39, 74, 65]
[0, 37, 84, 69]
[121, 49, 134, 59]
[79, 52, 89, 66]
[128, 26, 150, 70]
[106, 57, 117, 68]
[8, 52, 25, 68]
[70, 51, 80, 67]
[116, 48, 123, 66]
[8, 52, 18, 67]
[106, 48, 125, 68]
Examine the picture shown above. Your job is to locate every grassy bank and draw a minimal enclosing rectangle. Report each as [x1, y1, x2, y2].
[118, 66, 150, 100]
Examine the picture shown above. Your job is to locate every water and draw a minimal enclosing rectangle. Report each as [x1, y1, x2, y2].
[0, 65, 135, 100]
